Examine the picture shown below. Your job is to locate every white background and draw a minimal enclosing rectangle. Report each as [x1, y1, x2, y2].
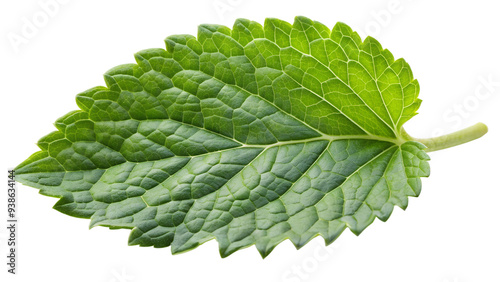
[1, 0, 499, 281]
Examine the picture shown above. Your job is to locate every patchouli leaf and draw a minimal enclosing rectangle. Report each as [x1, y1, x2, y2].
[16, 16, 430, 258]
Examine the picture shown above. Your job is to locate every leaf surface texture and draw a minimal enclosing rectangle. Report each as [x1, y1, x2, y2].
[16, 16, 430, 257]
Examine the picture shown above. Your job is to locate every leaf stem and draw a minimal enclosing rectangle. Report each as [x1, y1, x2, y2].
[402, 122, 488, 152]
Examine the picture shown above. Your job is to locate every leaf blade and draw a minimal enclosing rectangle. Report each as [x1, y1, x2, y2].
[16, 16, 429, 257]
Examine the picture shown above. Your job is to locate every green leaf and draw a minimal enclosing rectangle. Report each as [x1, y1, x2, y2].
[16, 16, 485, 258]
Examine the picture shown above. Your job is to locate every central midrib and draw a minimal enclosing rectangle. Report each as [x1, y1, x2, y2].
[241, 134, 404, 149]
